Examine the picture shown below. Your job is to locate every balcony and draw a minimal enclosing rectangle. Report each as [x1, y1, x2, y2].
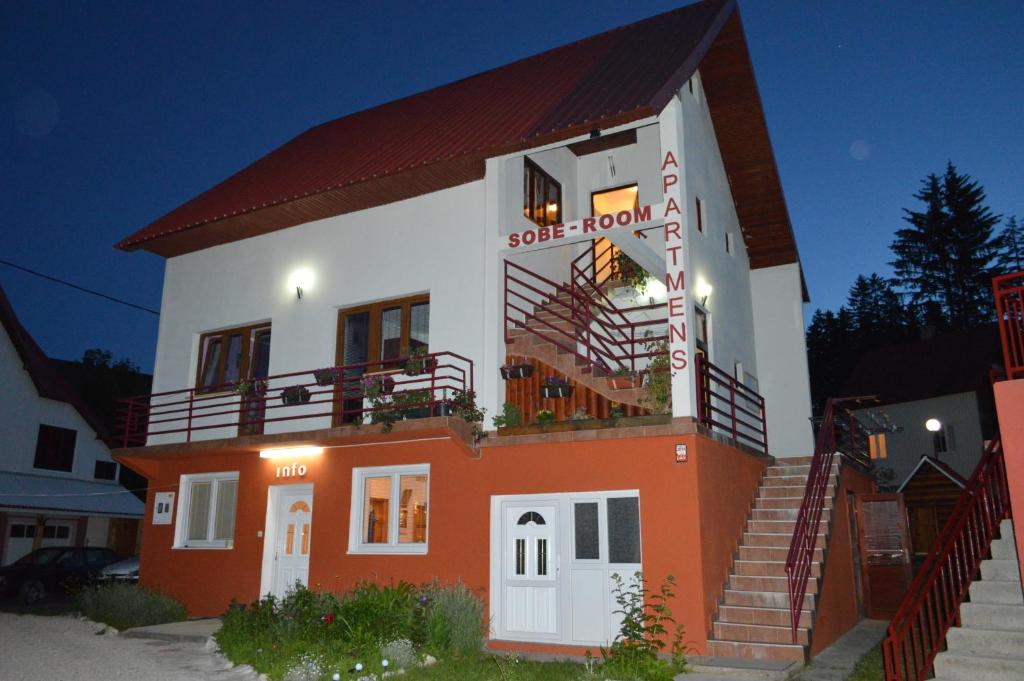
[994, 271, 1024, 379]
[113, 351, 475, 448]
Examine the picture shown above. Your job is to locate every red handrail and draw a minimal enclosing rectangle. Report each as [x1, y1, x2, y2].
[882, 437, 1010, 681]
[695, 354, 768, 454]
[112, 351, 474, 448]
[994, 271, 1024, 379]
[504, 255, 667, 375]
[784, 396, 875, 643]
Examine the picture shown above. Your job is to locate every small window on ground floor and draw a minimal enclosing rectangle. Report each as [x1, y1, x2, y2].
[349, 464, 429, 554]
[174, 472, 239, 548]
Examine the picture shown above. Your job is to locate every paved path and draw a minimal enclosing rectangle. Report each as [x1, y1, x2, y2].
[0, 613, 260, 681]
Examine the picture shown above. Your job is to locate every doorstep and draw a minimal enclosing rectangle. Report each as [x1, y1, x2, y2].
[120, 617, 222, 643]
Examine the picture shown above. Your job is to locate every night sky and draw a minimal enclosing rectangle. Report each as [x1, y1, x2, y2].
[3, 1, 1021, 373]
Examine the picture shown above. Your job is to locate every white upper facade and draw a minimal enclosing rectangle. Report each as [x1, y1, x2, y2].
[145, 73, 815, 455]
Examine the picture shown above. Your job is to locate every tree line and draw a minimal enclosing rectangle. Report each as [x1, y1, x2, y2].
[807, 162, 1020, 411]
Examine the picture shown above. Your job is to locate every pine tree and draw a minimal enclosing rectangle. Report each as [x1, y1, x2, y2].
[1001, 216, 1024, 272]
[845, 274, 911, 350]
[890, 162, 1004, 330]
[806, 307, 855, 412]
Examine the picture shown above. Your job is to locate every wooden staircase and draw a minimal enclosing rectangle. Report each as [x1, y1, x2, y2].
[706, 456, 842, 663]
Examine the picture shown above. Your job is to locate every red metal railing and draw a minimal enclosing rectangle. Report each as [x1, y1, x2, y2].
[112, 351, 473, 448]
[881, 437, 1010, 681]
[695, 353, 768, 455]
[994, 271, 1024, 379]
[504, 253, 666, 375]
[785, 396, 874, 642]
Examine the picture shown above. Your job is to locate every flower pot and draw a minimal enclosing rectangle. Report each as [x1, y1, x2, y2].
[313, 369, 339, 386]
[607, 375, 641, 390]
[432, 402, 454, 417]
[539, 385, 573, 399]
[280, 386, 311, 406]
[500, 364, 534, 380]
[404, 358, 437, 376]
[379, 375, 395, 394]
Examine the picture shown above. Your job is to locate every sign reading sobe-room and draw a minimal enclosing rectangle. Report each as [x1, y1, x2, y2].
[506, 204, 655, 248]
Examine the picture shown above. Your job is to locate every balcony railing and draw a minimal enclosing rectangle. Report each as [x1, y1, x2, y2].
[994, 270, 1024, 379]
[695, 354, 768, 455]
[113, 351, 474, 448]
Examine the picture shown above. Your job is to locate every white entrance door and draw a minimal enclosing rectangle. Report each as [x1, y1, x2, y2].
[501, 502, 558, 639]
[269, 485, 313, 599]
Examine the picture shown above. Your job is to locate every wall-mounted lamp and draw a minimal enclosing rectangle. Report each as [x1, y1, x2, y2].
[695, 279, 713, 306]
[925, 418, 942, 433]
[259, 446, 324, 459]
[287, 267, 315, 300]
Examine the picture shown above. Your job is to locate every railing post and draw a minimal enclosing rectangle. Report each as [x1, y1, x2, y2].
[187, 390, 194, 443]
[760, 396, 768, 455]
[123, 399, 133, 448]
[429, 356, 437, 416]
[730, 380, 738, 441]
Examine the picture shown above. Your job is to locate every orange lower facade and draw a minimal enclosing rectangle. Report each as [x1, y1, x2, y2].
[117, 421, 865, 656]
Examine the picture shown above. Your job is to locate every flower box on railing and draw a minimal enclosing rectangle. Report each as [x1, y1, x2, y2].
[500, 363, 534, 380]
[312, 367, 343, 386]
[280, 386, 311, 406]
[606, 371, 642, 390]
[539, 377, 573, 399]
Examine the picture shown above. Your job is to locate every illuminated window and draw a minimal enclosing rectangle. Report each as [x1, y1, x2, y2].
[349, 464, 429, 554]
[523, 159, 561, 227]
[196, 324, 271, 393]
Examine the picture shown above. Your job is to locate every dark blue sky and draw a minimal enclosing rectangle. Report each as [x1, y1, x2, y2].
[3, 1, 1021, 373]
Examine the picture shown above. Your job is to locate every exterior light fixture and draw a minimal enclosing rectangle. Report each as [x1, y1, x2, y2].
[259, 446, 324, 459]
[925, 418, 942, 432]
[695, 279, 713, 306]
[287, 267, 315, 300]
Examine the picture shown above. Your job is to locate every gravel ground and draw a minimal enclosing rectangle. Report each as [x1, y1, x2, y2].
[0, 613, 262, 681]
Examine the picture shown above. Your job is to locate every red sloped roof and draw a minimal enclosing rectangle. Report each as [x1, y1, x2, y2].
[116, 0, 800, 277]
[0, 285, 109, 440]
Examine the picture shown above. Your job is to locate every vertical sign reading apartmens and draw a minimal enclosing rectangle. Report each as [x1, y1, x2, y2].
[659, 100, 694, 417]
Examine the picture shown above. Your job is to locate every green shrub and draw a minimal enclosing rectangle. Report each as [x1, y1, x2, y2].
[337, 581, 420, 653]
[77, 582, 187, 631]
[599, 572, 687, 681]
[421, 581, 485, 656]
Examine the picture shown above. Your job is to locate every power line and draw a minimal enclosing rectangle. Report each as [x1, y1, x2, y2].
[0, 258, 159, 316]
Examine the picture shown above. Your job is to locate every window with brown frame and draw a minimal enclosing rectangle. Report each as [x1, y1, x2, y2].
[196, 324, 271, 393]
[523, 159, 562, 227]
[335, 295, 429, 423]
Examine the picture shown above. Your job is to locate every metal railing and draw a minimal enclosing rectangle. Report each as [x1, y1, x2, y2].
[784, 396, 874, 642]
[994, 270, 1024, 379]
[504, 252, 667, 375]
[882, 437, 1010, 681]
[695, 353, 768, 455]
[112, 351, 474, 448]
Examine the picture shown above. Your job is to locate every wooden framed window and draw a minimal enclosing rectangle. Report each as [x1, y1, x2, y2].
[33, 424, 77, 472]
[196, 324, 271, 393]
[523, 159, 562, 227]
[695, 196, 705, 233]
[335, 295, 429, 423]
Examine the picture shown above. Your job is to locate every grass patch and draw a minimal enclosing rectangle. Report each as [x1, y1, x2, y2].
[404, 655, 585, 680]
[846, 645, 883, 681]
[76, 582, 187, 631]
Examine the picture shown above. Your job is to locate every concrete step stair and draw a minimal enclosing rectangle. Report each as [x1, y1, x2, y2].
[680, 656, 796, 681]
[932, 520, 1024, 681]
[706, 458, 846, 665]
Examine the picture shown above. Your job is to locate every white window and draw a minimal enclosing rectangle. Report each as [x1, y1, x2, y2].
[174, 472, 239, 549]
[348, 464, 429, 554]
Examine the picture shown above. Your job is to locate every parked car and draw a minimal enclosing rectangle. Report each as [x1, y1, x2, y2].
[0, 547, 122, 604]
[99, 557, 139, 582]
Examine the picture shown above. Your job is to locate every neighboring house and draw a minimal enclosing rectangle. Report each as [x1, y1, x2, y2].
[0, 286, 144, 565]
[896, 456, 966, 557]
[842, 324, 1002, 485]
[114, 1, 872, 663]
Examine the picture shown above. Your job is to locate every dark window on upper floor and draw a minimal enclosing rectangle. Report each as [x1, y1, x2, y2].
[94, 460, 118, 481]
[33, 424, 77, 472]
[196, 324, 271, 393]
[523, 159, 562, 227]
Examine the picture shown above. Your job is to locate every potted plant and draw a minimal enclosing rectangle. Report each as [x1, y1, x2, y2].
[312, 367, 342, 386]
[492, 402, 523, 429]
[612, 251, 651, 294]
[535, 409, 556, 425]
[403, 347, 436, 376]
[499, 362, 534, 380]
[539, 375, 573, 399]
[607, 367, 642, 390]
[398, 389, 432, 419]
[235, 379, 268, 398]
[280, 385, 311, 406]
[361, 373, 395, 398]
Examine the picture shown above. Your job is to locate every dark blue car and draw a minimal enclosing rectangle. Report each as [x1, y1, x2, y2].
[0, 547, 122, 604]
